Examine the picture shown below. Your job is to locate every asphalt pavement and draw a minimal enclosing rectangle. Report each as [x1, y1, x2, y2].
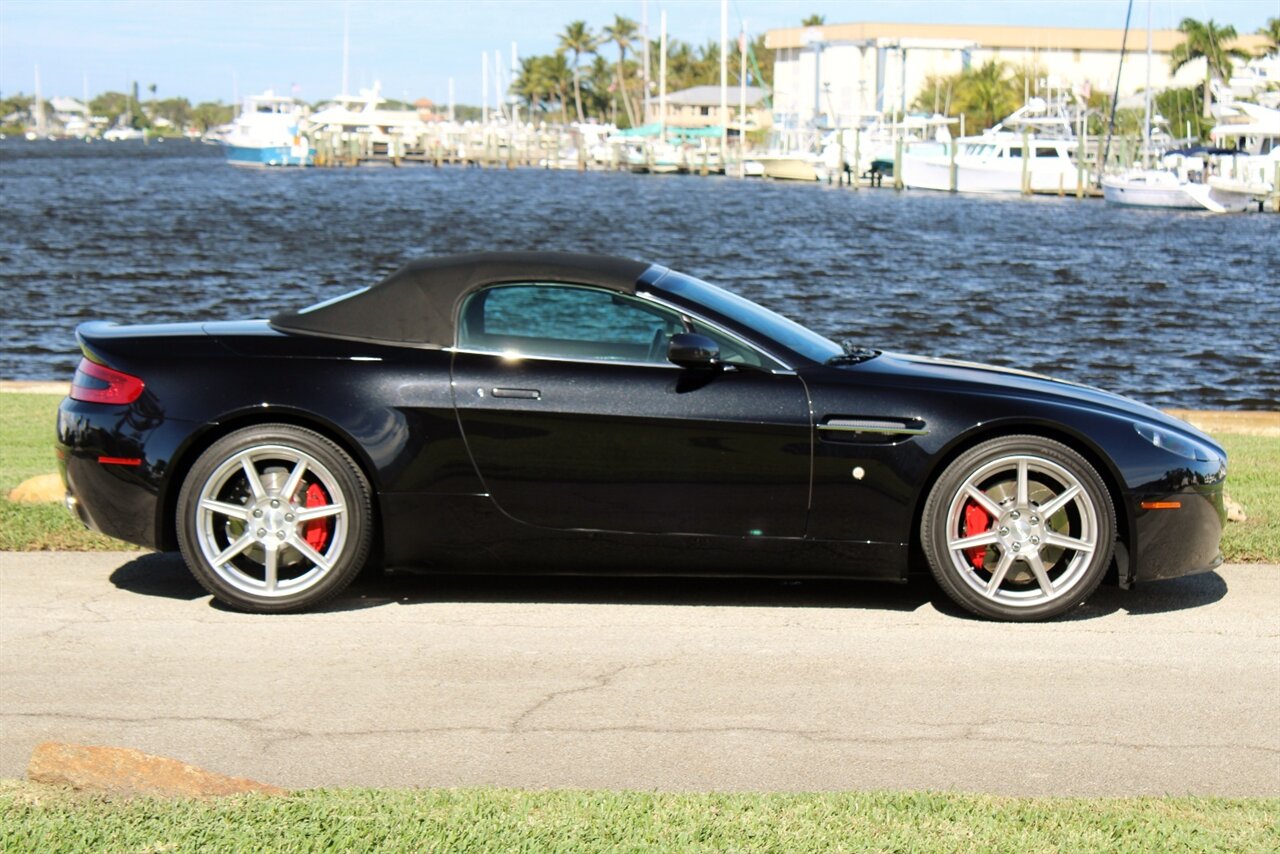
[1, 551, 1277, 795]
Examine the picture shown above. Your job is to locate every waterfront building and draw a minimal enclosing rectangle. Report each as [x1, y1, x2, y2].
[765, 21, 1270, 127]
[647, 85, 772, 133]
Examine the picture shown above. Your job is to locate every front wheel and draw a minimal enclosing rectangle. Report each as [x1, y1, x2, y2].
[176, 424, 372, 613]
[921, 435, 1116, 621]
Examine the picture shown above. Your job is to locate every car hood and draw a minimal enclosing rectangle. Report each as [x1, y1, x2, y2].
[862, 351, 1218, 443]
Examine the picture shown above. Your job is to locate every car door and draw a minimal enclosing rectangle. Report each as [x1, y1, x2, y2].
[450, 283, 812, 537]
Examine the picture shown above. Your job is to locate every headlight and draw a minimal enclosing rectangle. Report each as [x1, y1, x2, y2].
[1134, 423, 1216, 462]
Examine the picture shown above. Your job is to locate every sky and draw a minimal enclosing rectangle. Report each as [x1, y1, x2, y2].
[2, 0, 1274, 106]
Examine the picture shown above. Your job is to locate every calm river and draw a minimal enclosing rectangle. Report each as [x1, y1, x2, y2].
[1, 139, 1275, 408]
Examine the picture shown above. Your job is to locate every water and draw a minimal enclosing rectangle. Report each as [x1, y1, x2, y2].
[1, 139, 1276, 408]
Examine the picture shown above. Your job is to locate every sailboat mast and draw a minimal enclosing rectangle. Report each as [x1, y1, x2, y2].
[1143, 0, 1152, 165]
[341, 4, 350, 96]
[659, 11, 667, 138]
[740, 26, 747, 178]
[34, 65, 45, 135]
[720, 0, 728, 157]
[1099, 0, 1134, 183]
[642, 0, 650, 125]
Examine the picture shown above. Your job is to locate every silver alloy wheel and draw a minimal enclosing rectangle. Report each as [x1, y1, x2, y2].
[193, 443, 349, 598]
[943, 453, 1098, 608]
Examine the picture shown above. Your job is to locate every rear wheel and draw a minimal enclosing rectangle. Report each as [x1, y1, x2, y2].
[176, 424, 372, 613]
[921, 435, 1115, 621]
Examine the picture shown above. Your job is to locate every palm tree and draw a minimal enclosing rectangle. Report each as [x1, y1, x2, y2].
[1170, 18, 1252, 117]
[514, 56, 552, 117]
[801, 15, 825, 26]
[543, 54, 574, 124]
[696, 40, 722, 85]
[1256, 17, 1280, 57]
[584, 55, 615, 123]
[955, 59, 1019, 131]
[602, 14, 640, 127]
[557, 20, 597, 124]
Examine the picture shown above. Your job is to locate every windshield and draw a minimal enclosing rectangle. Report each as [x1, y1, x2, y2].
[648, 270, 843, 365]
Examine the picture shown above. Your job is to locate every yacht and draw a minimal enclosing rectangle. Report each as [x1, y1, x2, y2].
[305, 84, 429, 155]
[900, 98, 1081, 194]
[1209, 101, 1279, 200]
[222, 91, 311, 167]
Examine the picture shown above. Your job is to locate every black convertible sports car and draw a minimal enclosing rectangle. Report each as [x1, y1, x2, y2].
[57, 252, 1226, 620]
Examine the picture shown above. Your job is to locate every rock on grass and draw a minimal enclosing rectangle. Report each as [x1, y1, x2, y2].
[26, 741, 287, 798]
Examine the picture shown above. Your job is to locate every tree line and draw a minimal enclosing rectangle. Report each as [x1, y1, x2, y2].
[511, 15, 774, 126]
[1, 83, 234, 136]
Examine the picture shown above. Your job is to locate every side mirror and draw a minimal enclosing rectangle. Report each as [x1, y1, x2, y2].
[667, 333, 721, 370]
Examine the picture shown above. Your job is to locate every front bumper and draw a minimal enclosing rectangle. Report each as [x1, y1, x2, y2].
[1128, 476, 1226, 584]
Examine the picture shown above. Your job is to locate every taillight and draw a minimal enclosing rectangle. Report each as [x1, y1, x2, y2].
[70, 358, 145, 405]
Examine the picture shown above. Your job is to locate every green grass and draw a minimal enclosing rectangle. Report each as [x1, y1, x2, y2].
[2, 783, 1277, 853]
[0, 393, 129, 550]
[2, 392, 1277, 561]
[1218, 435, 1280, 562]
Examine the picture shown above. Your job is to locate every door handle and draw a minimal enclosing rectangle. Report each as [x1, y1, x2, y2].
[491, 387, 541, 399]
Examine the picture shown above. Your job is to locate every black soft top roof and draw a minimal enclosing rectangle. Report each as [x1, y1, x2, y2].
[270, 251, 653, 347]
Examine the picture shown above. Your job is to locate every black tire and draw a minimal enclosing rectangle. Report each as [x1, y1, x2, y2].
[176, 423, 372, 613]
[920, 435, 1115, 621]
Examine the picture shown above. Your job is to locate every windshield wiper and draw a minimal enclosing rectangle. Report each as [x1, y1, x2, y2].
[826, 342, 881, 366]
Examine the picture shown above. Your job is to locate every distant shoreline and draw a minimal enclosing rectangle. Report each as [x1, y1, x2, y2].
[5, 381, 1275, 436]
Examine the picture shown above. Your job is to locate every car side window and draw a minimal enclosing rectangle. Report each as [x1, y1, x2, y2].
[459, 284, 685, 364]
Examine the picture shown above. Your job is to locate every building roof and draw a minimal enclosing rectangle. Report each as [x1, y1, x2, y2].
[765, 21, 1268, 54]
[49, 96, 87, 114]
[649, 85, 767, 107]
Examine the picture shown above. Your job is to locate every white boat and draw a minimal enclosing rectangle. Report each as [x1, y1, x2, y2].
[1101, 8, 1256, 215]
[223, 91, 311, 167]
[1101, 168, 1252, 212]
[900, 98, 1081, 194]
[827, 114, 956, 178]
[747, 126, 828, 181]
[618, 138, 689, 174]
[305, 84, 428, 153]
[102, 125, 145, 142]
[1209, 101, 1279, 200]
[751, 152, 821, 181]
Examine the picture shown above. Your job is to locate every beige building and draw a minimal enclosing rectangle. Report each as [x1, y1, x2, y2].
[765, 21, 1269, 125]
[647, 85, 772, 132]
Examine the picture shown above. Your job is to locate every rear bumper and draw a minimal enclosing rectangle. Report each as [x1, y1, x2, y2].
[57, 397, 197, 550]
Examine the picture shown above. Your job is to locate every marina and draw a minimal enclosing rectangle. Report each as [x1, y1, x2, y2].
[197, 66, 1280, 213]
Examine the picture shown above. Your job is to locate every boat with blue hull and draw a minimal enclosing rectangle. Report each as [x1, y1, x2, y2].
[222, 91, 312, 167]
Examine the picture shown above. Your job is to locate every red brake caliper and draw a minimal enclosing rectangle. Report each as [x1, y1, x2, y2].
[963, 500, 992, 569]
[303, 482, 330, 551]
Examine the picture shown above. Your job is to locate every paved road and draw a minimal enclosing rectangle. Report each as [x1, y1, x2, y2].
[2, 551, 1277, 795]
